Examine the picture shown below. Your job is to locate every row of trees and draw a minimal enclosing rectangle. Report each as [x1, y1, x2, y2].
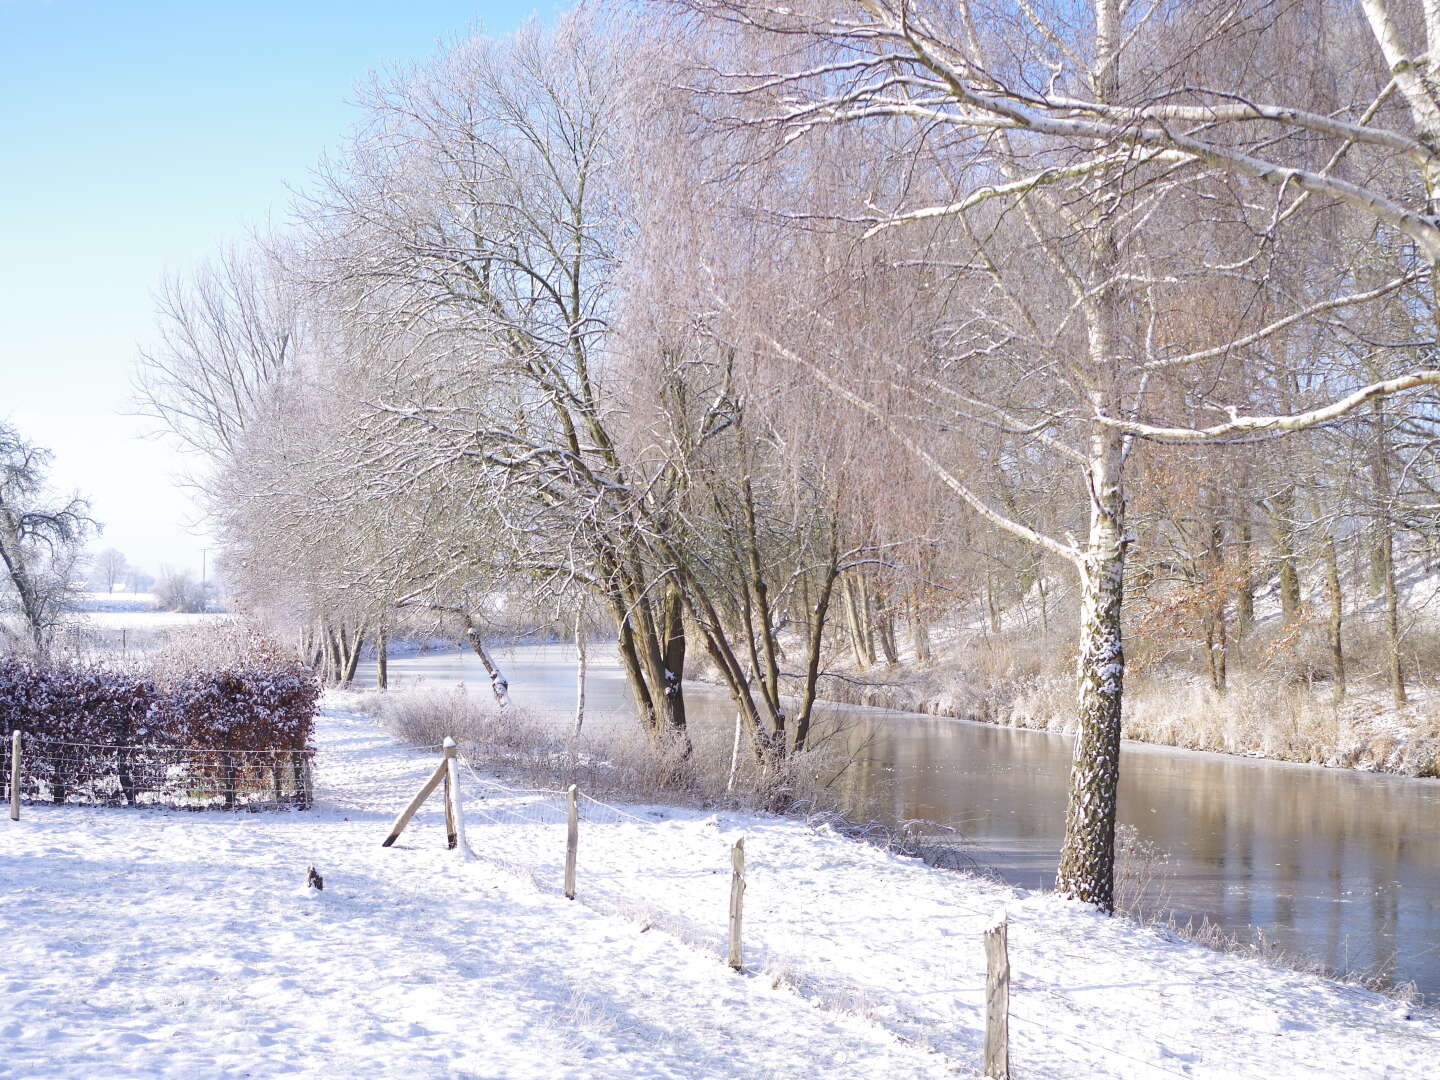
[138, 3, 1440, 909]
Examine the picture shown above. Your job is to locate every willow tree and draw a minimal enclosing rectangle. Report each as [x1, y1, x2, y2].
[667, 0, 1440, 909]
[298, 15, 695, 743]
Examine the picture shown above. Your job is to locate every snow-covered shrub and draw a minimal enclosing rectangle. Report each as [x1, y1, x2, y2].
[145, 618, 296, 685]
[0, 659, 159, 804]
[0, 625, 319, 808]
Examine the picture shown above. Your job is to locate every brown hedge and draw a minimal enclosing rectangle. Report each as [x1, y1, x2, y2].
[0, 654, 320, 809]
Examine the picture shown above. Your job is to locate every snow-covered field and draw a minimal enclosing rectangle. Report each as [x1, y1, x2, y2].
[2, 699, 1436, 1079]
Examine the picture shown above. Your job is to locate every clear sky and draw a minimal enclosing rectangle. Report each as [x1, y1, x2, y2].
[1, 0, 545, 581]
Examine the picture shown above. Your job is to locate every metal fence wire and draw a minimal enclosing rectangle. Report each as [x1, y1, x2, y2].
[2, 733, 314, 811]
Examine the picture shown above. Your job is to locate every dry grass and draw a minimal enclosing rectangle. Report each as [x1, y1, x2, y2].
[1000, 670, 1440, 775]
[370, 683, 849, 813]
[1158, 915, 1420, 1005]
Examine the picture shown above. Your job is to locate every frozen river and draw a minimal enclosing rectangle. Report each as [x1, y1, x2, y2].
[358, 643, 1440, 996]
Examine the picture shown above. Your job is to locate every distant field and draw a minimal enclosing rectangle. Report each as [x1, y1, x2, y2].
[51, 593, 231, 658]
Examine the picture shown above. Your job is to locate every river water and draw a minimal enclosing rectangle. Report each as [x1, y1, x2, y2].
[357, 643, 1440, 996]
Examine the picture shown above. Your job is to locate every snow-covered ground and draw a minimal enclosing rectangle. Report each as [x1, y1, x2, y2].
[2, 699, 1435, 1079]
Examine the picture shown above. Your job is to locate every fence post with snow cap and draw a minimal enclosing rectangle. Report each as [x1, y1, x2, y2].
[728, 836, 746, 971]
[442, 738, 468, 851]
[984, 916, 1010, 1080]
[9, 729, 19, 820]
[565, 784, 579, 899]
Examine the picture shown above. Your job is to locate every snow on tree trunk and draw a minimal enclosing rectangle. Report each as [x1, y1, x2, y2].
[376, 629, 388, 692]
[574, 610, 587, 741]
[1055, 428, 1126, 911]
[462, 615, 510, 708]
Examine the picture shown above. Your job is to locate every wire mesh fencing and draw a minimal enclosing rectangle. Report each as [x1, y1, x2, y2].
[2, 732, 314, 811]
[452, 752, 740, 956]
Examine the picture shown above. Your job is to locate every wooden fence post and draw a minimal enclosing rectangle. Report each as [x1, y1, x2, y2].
[442, 737, 464, 851]
[984, 918, 1010, 1080]
[564, 784, 579, 899]
[728, 836, 746, 971]
[9, 729, 20, 821]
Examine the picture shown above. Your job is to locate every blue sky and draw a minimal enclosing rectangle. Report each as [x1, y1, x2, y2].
[1, 0, 545, 580]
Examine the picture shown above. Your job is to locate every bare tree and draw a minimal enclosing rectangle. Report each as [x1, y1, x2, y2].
[93, 548, 128, 594]
[154, 566, 208, 614]
[0, 423, 93, 654]
[136, 241, 298, 469]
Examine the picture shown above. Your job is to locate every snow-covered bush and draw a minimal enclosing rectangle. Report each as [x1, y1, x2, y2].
[0, 659, 157, 804]
[0, 625, 319, 807]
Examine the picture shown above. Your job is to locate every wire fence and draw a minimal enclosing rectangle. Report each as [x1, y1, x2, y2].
[449, 753, 735, 950]
[2, 733, 314, 811]
[429, 744, 1394, 1080]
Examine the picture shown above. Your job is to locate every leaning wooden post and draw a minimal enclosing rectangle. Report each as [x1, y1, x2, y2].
[984, 918, 1011, 1080]
[381, 757, 448, 847]
[442, 737, 462, 850]
[728, 836, 746, 971]
[9, 729, 20, 821]
[564, 784, 579, 899]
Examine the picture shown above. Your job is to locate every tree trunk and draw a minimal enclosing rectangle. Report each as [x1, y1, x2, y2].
[461, 613, 511, 707]
[874, 598, 899, 666]
[1370, 399, 1406, 707]
[985, 572, 1002, 635]
[325, 625, 343, 685]
[1055, 429, 1126, 912]
[1324, 534, 1345, 704]
[842, 576, 873, 669]
[1274, 486, 1301, 622]
[793, 557, 841, 754]
[910, 590, 932, 664]
[660, 582, 688, 735]
[1205, 512, 1227, 694]
[1236, 519, 1255, 639]
[574, 610, 588, 741]
[612, 599, 659, 732]
[376, 628, 388, 691]
[341, 623, 367, 686]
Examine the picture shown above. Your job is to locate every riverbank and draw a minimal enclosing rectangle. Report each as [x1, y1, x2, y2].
[698, 644, 1440, 779]
[4, 698, 1435, 1079]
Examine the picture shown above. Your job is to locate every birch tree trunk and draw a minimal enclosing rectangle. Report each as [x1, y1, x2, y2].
[1055, 426, 1127, 910]
[574, 610, 588, 741]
